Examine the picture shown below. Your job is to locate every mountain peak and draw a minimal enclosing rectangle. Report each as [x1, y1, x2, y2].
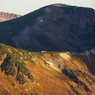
[0, 12, 21, 22]
[0, 4, 95, 52]
[52, 3, 70, 7]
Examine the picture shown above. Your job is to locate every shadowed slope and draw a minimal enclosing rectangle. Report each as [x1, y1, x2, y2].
[0, 4, 95, 52]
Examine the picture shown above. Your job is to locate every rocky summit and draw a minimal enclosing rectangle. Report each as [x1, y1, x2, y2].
[0, 12, 21, 22]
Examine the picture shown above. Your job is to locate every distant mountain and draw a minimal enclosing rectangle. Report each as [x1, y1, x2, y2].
[0, 4, 95, 52]
[0, 43, 95, 95]
[0, 12, 21, 22]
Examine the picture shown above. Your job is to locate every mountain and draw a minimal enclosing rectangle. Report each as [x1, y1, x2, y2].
[0, 43, 95, 95]
[0, 3, 95, 95]
[0, 12, 21, 22]
[0, 4, 95, 52]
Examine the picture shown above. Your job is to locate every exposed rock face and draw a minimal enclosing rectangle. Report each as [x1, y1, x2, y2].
[72, 48, 95, 75]
[0, 12, 21, 22]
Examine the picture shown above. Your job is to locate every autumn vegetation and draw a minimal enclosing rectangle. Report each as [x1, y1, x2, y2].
[0, 43, 95, 95]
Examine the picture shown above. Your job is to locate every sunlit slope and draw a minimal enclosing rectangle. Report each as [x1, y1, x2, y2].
[0, 12, 21, 22]
[0, 43, 95, 95]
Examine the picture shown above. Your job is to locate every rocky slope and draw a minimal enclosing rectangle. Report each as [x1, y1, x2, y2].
[0, 12, 21, 22]
[0, 4, 95, 52]
[72, 48, 95, 76]
[0, 43, 95, 95]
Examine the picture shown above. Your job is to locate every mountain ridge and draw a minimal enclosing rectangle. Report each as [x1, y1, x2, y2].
[0, 3, 95, 95]
[0, 4, 95, 52]
[0, 43, 95, 95]
[0, 12, 21, 22]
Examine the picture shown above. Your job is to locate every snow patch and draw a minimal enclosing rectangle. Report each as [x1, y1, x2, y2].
[85, 50, 92, 64]
[72, 48, 95, 65]
[90, 48, 95, 55]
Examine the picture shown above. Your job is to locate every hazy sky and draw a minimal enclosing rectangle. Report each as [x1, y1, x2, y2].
[0, 0, 95, 15]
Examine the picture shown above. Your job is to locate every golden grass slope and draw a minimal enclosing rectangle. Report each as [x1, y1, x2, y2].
[0, 43, 95, 95]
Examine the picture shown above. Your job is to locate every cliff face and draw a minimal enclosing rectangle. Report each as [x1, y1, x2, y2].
[0, 12, 21, 22]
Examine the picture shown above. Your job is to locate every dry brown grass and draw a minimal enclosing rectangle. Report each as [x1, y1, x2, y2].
[0, 46, 95, 95]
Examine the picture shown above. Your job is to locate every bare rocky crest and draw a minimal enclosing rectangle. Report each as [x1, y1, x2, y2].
[0, 12, 21, 22]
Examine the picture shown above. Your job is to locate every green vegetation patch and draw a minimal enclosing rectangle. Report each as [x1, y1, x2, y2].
[60, 4, 70, 7]
[64, 69, 92, 93]
[1, 54, 16, 76]
[33, 52, 43, 59]
[16, 73, 27, 84]
[0, 44, 8, 55]
[0, 43, 34, 83]
[82, 72, 89, 77]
